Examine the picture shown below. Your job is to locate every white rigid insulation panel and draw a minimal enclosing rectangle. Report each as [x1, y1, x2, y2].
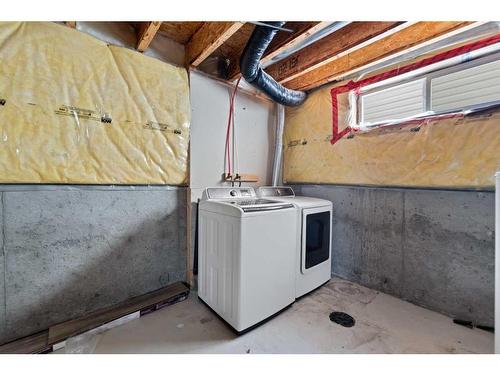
[431, 59, 500, 112]
[360, 79, 426, 124]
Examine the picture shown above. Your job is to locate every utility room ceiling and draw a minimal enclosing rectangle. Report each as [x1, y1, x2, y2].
[65, 21, 476, 91]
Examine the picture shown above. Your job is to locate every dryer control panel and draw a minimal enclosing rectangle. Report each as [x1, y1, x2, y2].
[257, 186, 295, 197]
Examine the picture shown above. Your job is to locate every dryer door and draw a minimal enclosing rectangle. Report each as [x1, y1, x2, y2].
[301, 206, 332, 273]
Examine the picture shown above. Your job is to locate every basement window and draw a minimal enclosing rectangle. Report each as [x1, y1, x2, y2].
[356, 52, 500, 128]
[360, 79, 426, 125]
[431, 59, 500, 112]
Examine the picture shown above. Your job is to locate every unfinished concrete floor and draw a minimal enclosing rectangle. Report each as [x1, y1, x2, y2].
[54, 277, 494, 354]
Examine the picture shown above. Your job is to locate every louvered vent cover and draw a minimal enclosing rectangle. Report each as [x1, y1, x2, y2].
[360, 79, 426, 125]
[431, 59, 500, 112]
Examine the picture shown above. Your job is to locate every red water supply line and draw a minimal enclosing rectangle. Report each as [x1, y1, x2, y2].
[225, 77, 242, 178]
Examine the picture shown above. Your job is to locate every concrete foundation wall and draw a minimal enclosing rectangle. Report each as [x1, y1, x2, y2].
[0, 186, 187, 345]
[292, 184, 495, 326]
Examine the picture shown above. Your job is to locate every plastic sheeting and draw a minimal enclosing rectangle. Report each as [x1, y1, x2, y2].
[283, 60, 500, 189]
[0, 22, 190, 184]
[285, 112, 500, 188]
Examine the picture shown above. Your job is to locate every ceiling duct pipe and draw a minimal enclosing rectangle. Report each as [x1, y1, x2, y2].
[240, 21, 307, 106]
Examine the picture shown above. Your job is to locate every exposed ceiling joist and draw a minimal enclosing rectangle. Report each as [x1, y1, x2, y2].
[186, 22, 245, 67]
[261, 22, 331, 65]
[226, 21, 328, 80]
[136, 21, 162, 52]
[282, 21, 473, 91]
[265, 21, 405, 84]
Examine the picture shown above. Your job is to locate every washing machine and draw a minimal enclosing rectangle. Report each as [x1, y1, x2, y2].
[198, 187, 297, 333]
[257, 186, 332, 298]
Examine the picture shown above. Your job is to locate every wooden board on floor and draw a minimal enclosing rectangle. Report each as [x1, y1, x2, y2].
[0, 330, 51, 354]
[47, 282, 189, 345]
[0, 282, 189, 353]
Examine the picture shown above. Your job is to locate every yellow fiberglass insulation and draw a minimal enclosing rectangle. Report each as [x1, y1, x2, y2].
[0, 22, 190, 184]
[283, 69, 500, 190]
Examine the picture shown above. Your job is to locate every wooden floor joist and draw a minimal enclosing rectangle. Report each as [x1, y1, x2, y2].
[136, 21, 162, 52]
[281, 21, 474, 91]
[265, 21, 405, 84]
[185, 21, 244, 67]
[0, 282, 189, 354]
[226, 21, 328, 81]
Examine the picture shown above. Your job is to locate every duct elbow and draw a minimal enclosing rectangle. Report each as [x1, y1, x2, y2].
[239, 22, 307, 107]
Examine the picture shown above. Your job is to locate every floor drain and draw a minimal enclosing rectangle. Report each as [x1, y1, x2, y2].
[329, 311, 355, 327]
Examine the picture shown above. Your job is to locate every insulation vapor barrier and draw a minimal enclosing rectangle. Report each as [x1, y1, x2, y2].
[0, 22, 190, 185]
[284, 27, 500, 189]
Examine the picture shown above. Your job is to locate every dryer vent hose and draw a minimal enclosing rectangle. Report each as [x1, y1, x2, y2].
[240, 21, 307, 107]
